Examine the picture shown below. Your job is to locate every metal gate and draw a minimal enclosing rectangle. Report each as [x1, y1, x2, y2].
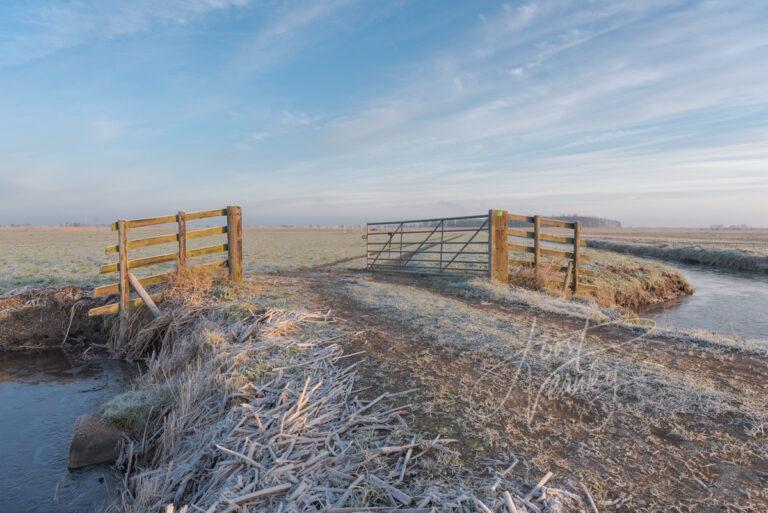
[365, 214, 490, 275]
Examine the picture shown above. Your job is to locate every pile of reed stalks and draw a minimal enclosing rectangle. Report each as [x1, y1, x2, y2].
[109, 276, 590, 513]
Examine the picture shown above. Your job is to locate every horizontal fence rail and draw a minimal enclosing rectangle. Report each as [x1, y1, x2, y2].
[88, 205, 244, 344]
[366, 209, 595, 293]
[491, 210, 591, 293]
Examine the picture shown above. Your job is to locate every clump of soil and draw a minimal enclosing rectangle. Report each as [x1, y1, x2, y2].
[0, 286, 106, 351]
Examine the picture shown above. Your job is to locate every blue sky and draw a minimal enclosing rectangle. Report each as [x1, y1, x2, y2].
[1, 0, 767, 226]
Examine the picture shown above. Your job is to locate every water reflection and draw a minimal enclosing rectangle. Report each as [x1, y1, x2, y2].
[0, 350, 135, 513]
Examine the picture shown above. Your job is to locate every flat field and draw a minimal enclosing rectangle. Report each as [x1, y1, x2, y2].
[0, 227, 366, 293]
[0, 226, 691, 310]
[585, 227, 768, 255]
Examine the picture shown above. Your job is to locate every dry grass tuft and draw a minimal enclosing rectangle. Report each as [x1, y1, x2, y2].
[507, 250, 693, 312]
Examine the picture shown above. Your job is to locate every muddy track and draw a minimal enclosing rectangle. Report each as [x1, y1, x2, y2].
[299, 270, 768, 513]
[363, 272, 768, 401]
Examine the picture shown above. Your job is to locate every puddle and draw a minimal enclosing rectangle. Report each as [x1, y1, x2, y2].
[0, 350, 136, 513]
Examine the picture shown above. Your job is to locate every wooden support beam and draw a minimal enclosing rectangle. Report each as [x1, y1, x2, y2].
[94, 270, 174, 298]
[117, 220, 129, 344]
[227, 205, 243, 284]
[88, 293, 165, 317]
[572, 221, 582, 293]
[489, 209, 509, 282]
[128, 272, 161, 318]
[533, 215, 541, 274]
[177, 211, 187, 270]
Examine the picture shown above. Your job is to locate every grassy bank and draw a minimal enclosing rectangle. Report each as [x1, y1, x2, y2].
[588, 239, 768, 272]
[102, 271, 586, 512]
[508, 248, 693, 312]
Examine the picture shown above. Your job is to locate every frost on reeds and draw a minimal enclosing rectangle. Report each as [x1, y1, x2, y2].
[588, 240, 768, 272]
[107, 273, 589, 512]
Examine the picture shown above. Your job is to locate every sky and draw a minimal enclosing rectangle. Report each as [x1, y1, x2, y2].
[0, 0, 767, 227]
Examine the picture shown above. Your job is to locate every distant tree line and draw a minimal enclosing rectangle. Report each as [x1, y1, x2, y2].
[550, 215, 622, 228]
[709, 224, 751, 230]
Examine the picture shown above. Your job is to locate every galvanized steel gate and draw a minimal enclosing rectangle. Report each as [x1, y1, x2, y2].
[365, 214, 490, 275]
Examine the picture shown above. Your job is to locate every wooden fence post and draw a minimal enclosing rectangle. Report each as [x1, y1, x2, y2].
[489, 209, 509, 282]
[177, 211, 187, 271]
[117, 220, 129, 344]
[533, 215, 541, 275]
[227, 205, 243, 283]
[572, 221, 581, 293]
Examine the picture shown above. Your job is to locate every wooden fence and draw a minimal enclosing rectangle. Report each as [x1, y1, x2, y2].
[88, 206, 243, 342]
[489, 209, 592, 292]
[366, 209, 594, 293]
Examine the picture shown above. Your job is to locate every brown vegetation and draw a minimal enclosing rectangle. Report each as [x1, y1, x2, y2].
[509, 249, 693, 312]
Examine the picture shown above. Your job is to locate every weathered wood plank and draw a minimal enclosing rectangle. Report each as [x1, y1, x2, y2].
[111, 214, 177, 231]
[508, 244, 589, 261]
[490, 210, 509, 282]
[187, 225, 226, 240]
[539, 218, 576, 229]
[507, 228, 535, 239]
[100, 252, 178, 274]
[177, 211, 187, 270]
[507, 229, 585, 245]
[93, 270, 174, 298]
[508, 243, 535, 254]
[188, 243, 228, 258]
[226, 205, 243, 283]
[128, 272, 161, 318]
[507, 213, 535, 223]
[533, 215, 541, 272]
[105, 232, 178, 253]
[117, 220, 129, 343]
[109, 208, 226, 231]
[88, 293, 164, 317]
[186, 208, 227, 221]
[572, 221, 582, 292]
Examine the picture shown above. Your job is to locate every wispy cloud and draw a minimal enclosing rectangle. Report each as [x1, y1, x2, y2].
[1, 0, 767, 226]
[1, 0, 250, 66]
[233, 0, 356, 72]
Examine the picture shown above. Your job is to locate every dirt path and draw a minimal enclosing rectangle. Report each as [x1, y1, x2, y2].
[298, 270, 768, 513]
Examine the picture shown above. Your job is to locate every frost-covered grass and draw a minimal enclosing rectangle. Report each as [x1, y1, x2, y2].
[588, 239, 768, 272]
[420, 274, 767, 354]
[337, 278, 766, 419]
[426, 274, 617, 322]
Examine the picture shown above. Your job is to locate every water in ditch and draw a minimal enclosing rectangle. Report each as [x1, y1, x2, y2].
[0, 350, 136, 513]
[639, 262, 768, 341]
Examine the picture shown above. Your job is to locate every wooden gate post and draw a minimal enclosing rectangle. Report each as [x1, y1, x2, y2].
[533, 215, 541, 275]
[226, 205, 243, 283]
[489, 209, 509, 282]
[177, 211, 187, 270]
[572, 221, 581, 293]
[117, 220, 130, 343]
